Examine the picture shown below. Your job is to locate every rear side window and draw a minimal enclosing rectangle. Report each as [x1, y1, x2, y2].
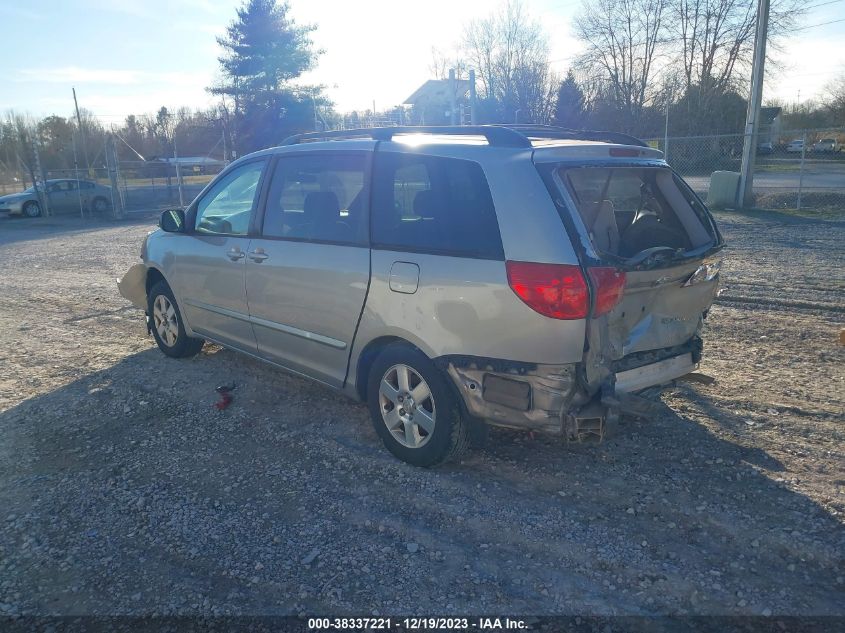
[372, 153, 503, 259]
[262, 154, 368, 246]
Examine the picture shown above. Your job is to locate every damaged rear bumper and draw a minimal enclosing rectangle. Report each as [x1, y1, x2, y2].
[614, 352, 697, 393]
[440, 357, 580, 435]
[439, 340, 702, 439]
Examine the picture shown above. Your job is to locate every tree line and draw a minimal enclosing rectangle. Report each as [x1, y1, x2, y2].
[2, 0, 843, 184]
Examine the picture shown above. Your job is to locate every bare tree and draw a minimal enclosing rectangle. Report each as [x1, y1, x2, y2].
[428, 47, 467, 80]
[669, 0, 802, 130]
[821, 71, 845, 124]
[574, 0, 667, 132]
[462, 0, 557, 123]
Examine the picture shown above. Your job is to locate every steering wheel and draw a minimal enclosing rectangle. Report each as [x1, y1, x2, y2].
[624, 246, 679, 266]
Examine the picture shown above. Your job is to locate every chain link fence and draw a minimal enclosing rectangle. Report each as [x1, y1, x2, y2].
[643, 127, 845, 212]
[0, 161, 224, 214]
[3, 127, 843, 215]
[43, 161, 223, 211]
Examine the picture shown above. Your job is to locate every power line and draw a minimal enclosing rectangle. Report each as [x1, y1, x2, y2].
[803, 0, 845, 10]
[794, 17, 845, 30]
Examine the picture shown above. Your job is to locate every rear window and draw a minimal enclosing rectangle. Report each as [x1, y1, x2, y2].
[561, 167, 707, 258]
[371, 153, 503, 259]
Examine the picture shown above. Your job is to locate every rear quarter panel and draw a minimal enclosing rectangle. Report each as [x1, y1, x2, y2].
[346, 144, 590, 394]
[347, 250, 587, 393]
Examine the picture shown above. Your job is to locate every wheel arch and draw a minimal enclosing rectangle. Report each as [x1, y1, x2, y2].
[144, 266, 198, 339]
[145, 266, 167, 296]
[350, 333, 466, 414]
[353, 336, 407, 401]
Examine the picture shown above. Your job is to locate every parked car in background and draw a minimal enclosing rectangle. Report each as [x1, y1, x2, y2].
[0, 179, 112, 218]
[811, 138, 838, 153]
[786, 139, 805, 153]
[757, 142, 774, 155]
[119, 125, 724, 467]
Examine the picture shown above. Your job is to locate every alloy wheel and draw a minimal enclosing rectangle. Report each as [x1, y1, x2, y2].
[152, 294, 179, 347]
[378, 364, 436, 449]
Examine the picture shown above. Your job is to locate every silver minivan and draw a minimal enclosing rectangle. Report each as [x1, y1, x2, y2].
[119, 125, 723, 466]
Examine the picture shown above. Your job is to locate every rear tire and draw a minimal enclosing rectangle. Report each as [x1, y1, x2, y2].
[91, 197, 109, 214]
[147, 280, 204, 358]
[367, 344, 469, 467]
[23, 201, 41, 218]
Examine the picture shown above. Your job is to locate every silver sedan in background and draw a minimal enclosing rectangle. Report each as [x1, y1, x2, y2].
[0, 179, 112, 218]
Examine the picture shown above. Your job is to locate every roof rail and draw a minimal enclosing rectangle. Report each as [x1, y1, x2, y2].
[281, 126, 533, 148]
[280, 124, 647, 149]
[498, 124, 649, 148]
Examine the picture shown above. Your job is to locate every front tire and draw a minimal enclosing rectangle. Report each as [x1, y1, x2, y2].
[23, 201, 41, 218]
[367, 344, 469, 467]
[147, 280, 204, 358]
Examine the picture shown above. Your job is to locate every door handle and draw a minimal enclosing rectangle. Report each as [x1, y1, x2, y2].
[226, 248, 245, 261]
[248, 249, 269, 263]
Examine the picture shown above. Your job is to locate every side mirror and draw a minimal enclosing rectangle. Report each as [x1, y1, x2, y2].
[160, 208, 186, 233]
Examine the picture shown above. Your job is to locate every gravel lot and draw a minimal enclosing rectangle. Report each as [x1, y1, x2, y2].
[0, 209, 842, 617]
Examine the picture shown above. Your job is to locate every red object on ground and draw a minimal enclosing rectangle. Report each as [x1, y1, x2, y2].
[214, 384, 235, 410]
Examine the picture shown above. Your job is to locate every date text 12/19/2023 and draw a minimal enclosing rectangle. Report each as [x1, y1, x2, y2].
[307, 617, 528, 630]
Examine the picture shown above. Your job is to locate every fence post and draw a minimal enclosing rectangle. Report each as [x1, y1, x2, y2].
[31, 138, 51, 217]
[105, 135, 124, 219]
[797, 130, 806, 210]
[173, 138, 185, 208]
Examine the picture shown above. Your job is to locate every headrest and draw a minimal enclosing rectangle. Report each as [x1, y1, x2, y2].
[303, 191, 340, 222]
[413, 189, 442, 218]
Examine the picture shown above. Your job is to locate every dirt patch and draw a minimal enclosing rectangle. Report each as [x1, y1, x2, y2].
[0, 211, 842, 616]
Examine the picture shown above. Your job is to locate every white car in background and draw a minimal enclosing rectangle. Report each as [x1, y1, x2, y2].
[786, 139, 805, 154]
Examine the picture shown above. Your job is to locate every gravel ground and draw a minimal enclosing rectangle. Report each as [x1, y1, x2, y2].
[0, 209, 842, 617]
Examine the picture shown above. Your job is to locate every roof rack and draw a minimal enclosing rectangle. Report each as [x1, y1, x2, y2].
[499, 124, 649, 148]
[281, 124, 647, 149]
[282, 126, 532, 148]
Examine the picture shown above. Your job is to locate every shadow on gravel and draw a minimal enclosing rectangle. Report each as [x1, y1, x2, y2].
[1, 348, 843, 615]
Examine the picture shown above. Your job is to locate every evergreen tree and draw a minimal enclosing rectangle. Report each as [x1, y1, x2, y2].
[210, 0, 323, 151]
[214, 0, 319, 97]
[553, 71, 585, 128]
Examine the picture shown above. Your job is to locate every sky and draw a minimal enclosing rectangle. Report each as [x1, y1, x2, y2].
[1, 0, 843, 125]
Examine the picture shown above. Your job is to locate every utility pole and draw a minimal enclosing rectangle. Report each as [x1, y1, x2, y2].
[469, 69, 477, 125]
[449, 69, 457, 126]
[72, 87, 90, 170]
[737, 0, 770, 208]
[71, 130, 84, 219]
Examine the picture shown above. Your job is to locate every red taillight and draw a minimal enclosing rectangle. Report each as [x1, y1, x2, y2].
[589, 267, 626, 316]
[506, 261, 589, 320]
[506, 261, 626, 320]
